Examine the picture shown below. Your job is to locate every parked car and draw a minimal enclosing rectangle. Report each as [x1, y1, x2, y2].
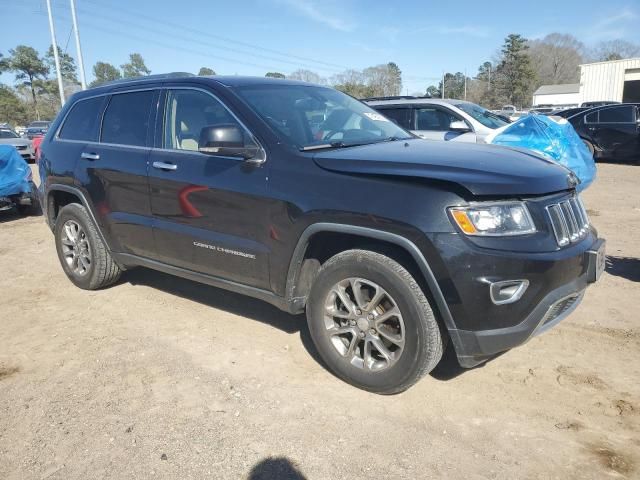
[0, 145, 39, 215]
[0, 128, 35, 162]
[365, 97, 509, 143]
[567, 103, 640, 163]
[25, 121, 51, 139]
[545, 107, 588, 119]
[39, 74, 605, 393]
[580, 101, 620, 108]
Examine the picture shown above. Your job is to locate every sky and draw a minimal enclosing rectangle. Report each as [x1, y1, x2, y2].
[1, 0, 639, 94]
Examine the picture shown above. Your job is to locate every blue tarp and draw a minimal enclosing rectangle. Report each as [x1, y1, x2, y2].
[0, 145, 31, 197]
[487, 114, 596, 191]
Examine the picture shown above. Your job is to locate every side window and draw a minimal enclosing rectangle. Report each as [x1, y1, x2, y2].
[101, 90, 154, 147]
[163, 89, 239, 151]
[585, 111, 598, 124]
[598, 106, 635, 123]
[377, 108, 412, 129]
[59, 96, 105, 141]
[415, 107, 460, 131]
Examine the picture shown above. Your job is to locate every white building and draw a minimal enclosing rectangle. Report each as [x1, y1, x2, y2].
[532, 57, 640, 107]
[579, 57, 640, 104]
[532, 84, 580, 107]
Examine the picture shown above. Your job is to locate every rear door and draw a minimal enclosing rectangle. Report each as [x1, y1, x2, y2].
[374, 107, 413, 130]
[413, 105, 476, 142]
[588, 105, 639, 159]
[147, 87, 271, 289]
[76, 88, 158, 257]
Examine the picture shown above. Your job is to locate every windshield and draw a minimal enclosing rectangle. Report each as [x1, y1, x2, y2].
[234, 84, 413, 149]
[0, 129, 20, 139]
[455, 103, 509, 129]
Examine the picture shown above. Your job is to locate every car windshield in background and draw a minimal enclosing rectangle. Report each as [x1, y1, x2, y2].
[0, 129, 20, 139]
[456, 103, 509, 129]
[28, 122, 49, 128]
[234, 84, 412, 150]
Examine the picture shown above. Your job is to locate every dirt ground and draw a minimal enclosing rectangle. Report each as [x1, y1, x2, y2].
[1, 163, 639, 480]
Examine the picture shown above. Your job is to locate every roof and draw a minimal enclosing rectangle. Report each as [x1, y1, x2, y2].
[364, 98, 471, 107]
[580, 57, 640, 67]
[533, 84, 580, 96]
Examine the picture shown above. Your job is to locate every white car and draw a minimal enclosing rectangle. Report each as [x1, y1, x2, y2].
[365, 98, 510, 144]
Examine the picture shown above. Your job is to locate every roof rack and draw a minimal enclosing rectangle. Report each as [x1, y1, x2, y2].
[362, 95, 431, 101]
[92, 72, 195, 88]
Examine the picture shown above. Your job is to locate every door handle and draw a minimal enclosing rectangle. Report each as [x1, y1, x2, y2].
[80, 152, 100, 161]
[152, 161, 177, 171]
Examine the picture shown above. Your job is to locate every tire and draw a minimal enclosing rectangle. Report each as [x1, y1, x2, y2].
[54, 203, 121, 290]
[306, 249, 443, 394]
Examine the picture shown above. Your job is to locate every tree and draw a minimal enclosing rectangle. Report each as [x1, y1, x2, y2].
[91, 61, 122, 87]
[198, 67, 215, 76]
[0, 85, 29, 126]
[265, 72, 286, 79]
[528, 33, 585, 85]
[0, 52, 9, 75]
[7, 45, 49, 120]
[120, 53, 151, 78]
[425, 85, 440, 98]
[331, 69, 374, 98]
[45, 45, 78, 83]
[591, 40, 640, 61]
[494, 34, 536, 108]
[288, 69, 325, 84]
[362, 63, 402, 97]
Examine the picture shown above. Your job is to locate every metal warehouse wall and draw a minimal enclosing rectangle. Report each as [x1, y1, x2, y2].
[579, 58, 640, 103]
[532, 92, 580, 106]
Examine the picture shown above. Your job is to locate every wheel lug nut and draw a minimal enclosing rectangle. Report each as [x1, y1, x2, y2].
[349, 320, 356, 326]
[369, 329, 376, 335]
[367, 313, 373, 320]
[359, 331, 365, 338]
[356, 309, 362, 315]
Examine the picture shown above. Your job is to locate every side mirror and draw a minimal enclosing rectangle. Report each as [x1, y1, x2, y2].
[198, 124, 262, 162]
[449, 120, 471, 132]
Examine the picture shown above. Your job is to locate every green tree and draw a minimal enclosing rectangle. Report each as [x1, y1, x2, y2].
[495, 34, 536, 108]
[91, 61, 122, 87]
[0, 52, 9, 74]
[45, 45, 78, 83]
[7, 45, 49, 120]
[425, 85, 440, 97]
[198, 67, 215, 76]
[120, 53, 151, 78]
[0, 85, 29, 126]
[265, 72, 286, 79]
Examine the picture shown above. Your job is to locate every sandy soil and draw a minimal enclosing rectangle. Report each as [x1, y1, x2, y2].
[0, 163, 639, 480]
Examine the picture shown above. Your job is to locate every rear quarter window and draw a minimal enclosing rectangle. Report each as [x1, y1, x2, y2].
[598, 105, 635, 123]
[58, 96, 106, 141]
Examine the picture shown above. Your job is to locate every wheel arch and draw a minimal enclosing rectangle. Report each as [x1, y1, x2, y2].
[46, 184, 115, 255]
[285, 223, 456, 333]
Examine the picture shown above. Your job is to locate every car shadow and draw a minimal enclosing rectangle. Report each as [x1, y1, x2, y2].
[121, 268, 326, 367]
[247, 457, 307, 480]
[606, 255, 640, 282]
[0, 209, 42, 224]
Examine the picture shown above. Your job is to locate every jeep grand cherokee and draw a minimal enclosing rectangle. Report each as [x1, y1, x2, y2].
[38, 74, 605, 393]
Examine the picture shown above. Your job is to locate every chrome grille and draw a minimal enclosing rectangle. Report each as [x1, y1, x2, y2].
[546, 196, 589, 246]
[542, 294, 580, 326]
[15, 145, 27, 151]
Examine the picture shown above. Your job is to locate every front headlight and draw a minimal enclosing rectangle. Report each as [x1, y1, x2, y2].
[449, 202, 536, 236]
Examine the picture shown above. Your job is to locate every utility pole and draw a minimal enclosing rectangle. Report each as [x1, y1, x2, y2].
[46, 0, 65, 106]
[70, 0, 87, 89]
[464, 69, 467, 100]
[441, 71, 445, 99]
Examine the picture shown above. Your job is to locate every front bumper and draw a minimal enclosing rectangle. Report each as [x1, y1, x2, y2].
[439, 237, 606, 367]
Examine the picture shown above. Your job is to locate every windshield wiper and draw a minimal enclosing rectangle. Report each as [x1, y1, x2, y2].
[300, 141, 371, 151]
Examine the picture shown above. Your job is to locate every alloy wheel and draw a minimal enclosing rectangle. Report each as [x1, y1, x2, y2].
[60, 220, 92, 276]
[323, 277, 405, 371]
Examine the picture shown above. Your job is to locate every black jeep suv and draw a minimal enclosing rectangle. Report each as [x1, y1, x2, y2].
[39, 74, 605, 393]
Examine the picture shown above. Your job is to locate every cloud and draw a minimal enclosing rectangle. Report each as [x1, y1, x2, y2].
[277, 0, 355, 32]
[590, 7, 638, 40]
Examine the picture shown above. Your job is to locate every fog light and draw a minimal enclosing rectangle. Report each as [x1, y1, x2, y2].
[489, 280, 529, 305]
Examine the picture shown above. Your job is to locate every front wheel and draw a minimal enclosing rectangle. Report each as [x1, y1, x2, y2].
[306, 250, 443, 394]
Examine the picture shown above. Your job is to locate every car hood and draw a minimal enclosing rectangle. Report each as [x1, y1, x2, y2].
[312, 139, 575, 196]
[0, 138, 30, 148]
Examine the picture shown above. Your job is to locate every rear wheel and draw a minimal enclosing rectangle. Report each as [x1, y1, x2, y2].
[306, 249, 443, 394]
[54, 203, 121, 290]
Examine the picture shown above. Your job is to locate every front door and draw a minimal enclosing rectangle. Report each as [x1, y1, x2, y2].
[148, 88, 272, 289]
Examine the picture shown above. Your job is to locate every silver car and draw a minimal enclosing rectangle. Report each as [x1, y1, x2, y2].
[0, 128, 35, 162]
[365, 98, 510, 143]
